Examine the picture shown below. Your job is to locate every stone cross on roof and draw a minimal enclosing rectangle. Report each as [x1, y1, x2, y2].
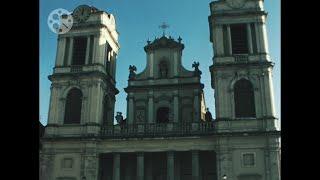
[159, 22, 169, 36]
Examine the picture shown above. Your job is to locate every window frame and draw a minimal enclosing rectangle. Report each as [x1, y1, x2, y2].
[71, 36, 87, 66]
[241, 152, 256, 168]
[234, 79, 256, 118]
[64, 88, 83, 124]
[230, 23, 249, 55]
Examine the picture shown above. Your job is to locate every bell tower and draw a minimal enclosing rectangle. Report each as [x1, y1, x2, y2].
[208, 0, 277, 124]
[45, 5, 120, 137]
[208, 1, 280, 180]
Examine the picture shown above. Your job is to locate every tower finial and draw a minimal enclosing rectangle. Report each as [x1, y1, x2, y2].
[178, 36, 182, 43]
[159, 22, 169, 36]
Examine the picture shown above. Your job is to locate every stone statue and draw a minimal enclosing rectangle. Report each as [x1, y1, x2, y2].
[159, 61, 168, 78]
[205, 108, 213, 122]
[128, 65, 137, 80]
[115, 112, 123, 124]
[192, 61, 202, 77]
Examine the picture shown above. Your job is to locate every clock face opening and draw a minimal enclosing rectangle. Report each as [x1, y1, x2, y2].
[73, 5, 91, 23]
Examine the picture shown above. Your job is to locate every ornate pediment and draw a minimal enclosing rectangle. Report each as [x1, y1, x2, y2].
[144, 36, 184, 52]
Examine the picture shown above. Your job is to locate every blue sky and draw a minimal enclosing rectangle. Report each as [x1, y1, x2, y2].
[40, 0, 280, 125]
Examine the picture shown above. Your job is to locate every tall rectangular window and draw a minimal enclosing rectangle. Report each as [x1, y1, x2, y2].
[223, 25, 229, 55]
[230, 24, 248, 54]
[72, 36, 87, 65]
[105, 43, 112, 74]
[250, 23, 257, 53]
[88, 35, 94, 64]
[63, 37, 70, 66]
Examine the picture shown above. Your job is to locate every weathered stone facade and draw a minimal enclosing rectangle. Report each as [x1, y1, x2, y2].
[40, 1, 280, 180]
[125, 35, 206, 125]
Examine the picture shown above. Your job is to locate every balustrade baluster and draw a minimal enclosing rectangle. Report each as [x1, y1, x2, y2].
[100, 121, 215, 137]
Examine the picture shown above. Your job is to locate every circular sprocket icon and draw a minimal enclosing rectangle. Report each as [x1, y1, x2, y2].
[47, 8, 73, 34]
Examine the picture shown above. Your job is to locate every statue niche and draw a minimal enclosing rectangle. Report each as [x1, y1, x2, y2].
[158, 60, 169, 78]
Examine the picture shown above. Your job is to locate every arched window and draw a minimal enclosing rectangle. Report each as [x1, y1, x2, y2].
[159, 61, 169, 78]
[156, 107, 169, 123]
[234, 79, 256, 118]
[64, 88, 83, 124]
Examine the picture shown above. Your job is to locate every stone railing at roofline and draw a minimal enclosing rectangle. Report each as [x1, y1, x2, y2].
[70, 65, 83, 72]
[100, 121, 216, 138]
[234, 54, 248, 63]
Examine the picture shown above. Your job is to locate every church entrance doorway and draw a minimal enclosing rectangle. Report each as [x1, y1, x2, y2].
[156, 107, 169, 123]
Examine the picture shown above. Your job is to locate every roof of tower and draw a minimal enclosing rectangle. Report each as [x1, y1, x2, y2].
[144, 35, 184, 52]
[73, 5, 110, 15]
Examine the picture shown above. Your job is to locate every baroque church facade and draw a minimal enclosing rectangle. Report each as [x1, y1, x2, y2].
[40, 1, 281, 180]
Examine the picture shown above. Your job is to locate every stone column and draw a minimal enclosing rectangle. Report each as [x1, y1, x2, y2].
[217, 149, 229, 180]
[193, 90, 200, 122]
[97, 36, 107, 65]
[264, 69, 276, 117]
[227, 25, 232, 55]
[268, 138, 281, 180]
[247, 23, 253, 54]
[47, 86, 54, 125]
[173, 52, 179, 77]
[113, 153, 120, 180]
[127, 94, 134, 124]
[192, 151, 200, 180]
[91, 35, 97, 64]
[269, 149, 280, 180]
[111, 52, 117, 78]
[261, 23, 270, 54]
[48, 85, 60, 125]
[85, 36, 91, 65]
[173, 91, 179, 123]
[255, 22, 270, 54]
[148, 53, 154, 78]
[215, 25, 225, 57]
[148, 92, 154, 123]
[55, 37, 66, 66]
[137, 152, 145, 180]
[89, 82, 103, 126]
[92, 35, 100, 64]
[67, 37, 74, 65]
[167, 151, 175, 180]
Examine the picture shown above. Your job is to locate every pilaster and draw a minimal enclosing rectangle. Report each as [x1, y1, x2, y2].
[85, 36, 90, 65]
[128, 94, 134, 124]
[55, 37, 66, 66]
[192, 150, 200, 180]
[137, 152, 144, 180]
[247, 23, 253, 54]
[227, 25, 232, 55]
[148, 91, 154, 123]
[113, 153, 120, 180]
[167, 151, 175, 180]
[67, 37, 74, 65]
[173, 90, 179, 123]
